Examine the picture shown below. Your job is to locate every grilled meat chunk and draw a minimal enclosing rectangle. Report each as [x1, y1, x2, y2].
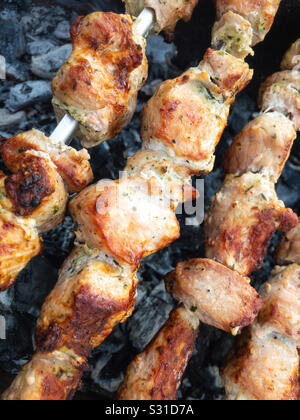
[35, 247, 138, 357]
[214, 0, 282, 46]
[1, 129, 93, 193]
[117, 307, 199, 400]
[258, 69, 300, 130]
[2, 247, 138, 400]
[69, 178, 181, 265]
[222, 322, 299, 400]
[165, 259, 262, 334]
[52, 12, 147, 148]
[2, 153, 68, 233]
[0, 148, 68, 290]
[122, 0, 198, 38]
[205, 173, 298, 276]
[1, 350, 86, 401]
[223, 112, 296, 182]
[141, 49, 252, 174]
[281, 39, 300, 70]
[277, 223, 300, 265]
[0, 205, 41, 292]
[223, 209, 300, 400]
[212, 11, 254, 59]
[259, 264, 300, 345]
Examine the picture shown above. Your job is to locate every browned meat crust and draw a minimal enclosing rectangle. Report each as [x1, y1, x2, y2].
[165, 259, 262, 334]
[1, 129, 93, 193]
[214, 0, 282, 45]
[0, 199, 42, 292]
[2, 248, 138, 400]
[258, 70, 300, 130]
[141, 49, 252, 174]
[205, 173, 298, 276]
[52, 12, 147, 148]
[69, 179, 181, 266]
[277, 223, 300, 265]
[259, 264, 300, 344]
[117, 307, 199, 400]
[223, 112, 296, 182]
[5, 155, 53, 218]
[1, 350, 87, 401]
[281, 39, 300, 70]
[222, 323, 299, 400]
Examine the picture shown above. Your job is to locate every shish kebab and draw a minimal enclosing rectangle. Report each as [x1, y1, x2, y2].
[118, 39, 300, 401]
[1, 0, 282, 400]
[0, 2, 198, 292]
[222, 222, 300, 400]
[221, 41, 300, 401]
[51, 1, 199, 147]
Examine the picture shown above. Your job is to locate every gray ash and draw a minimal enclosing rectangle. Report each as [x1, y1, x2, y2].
[0, 0, 300, 400]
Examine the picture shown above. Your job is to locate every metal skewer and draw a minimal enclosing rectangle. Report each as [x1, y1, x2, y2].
[50, 8, 155, 146]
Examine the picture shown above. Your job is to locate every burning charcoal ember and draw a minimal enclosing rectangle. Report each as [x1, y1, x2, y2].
[6, 81, 52, 112]
[31, 44, 72, 80]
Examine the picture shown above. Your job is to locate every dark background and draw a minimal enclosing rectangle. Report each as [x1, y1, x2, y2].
[0, 0, 299, 400]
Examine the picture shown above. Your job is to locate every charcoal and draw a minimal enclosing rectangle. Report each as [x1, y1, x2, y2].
[31, 44, 72, 80]
[127, 282, 175, 352]
[6, 80, 52, 112]
[6, 62, 30, 82]
[27, 39, 58, 56]
[0, 108, 26, 129]
[0, 16, 25, 62]
[53, 20, 71, 40]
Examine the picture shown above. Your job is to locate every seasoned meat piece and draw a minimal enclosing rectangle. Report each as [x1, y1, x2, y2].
[212, 11, 254, 59]
[35, 247, 138, 357]
[2, 247, 138, 400]
[52, 12, 148, 148]
[277, 223, 300, 265]
[222, 323, 299, 400]
[124, 150, 197, 207]
[281, 39, 300, 70]
[259, 265, 300, 345]
[199, 49, 253, 98]
[165, 259, 262, 334]
[1, 129, 93, 193]
[69, 178, 180, 265]
[258, 70, 300, 130]
[122, 0, 198, 38]
[117, 307, 199, 400]
[205, 173, 298, 276]
[141, 49, 252, 174]
[0, 151, 67, 290]
[1, 349, 86, 401]
[223, 112, 296, 182]
[2, 152, 68, 233]
[214, 0, 282, 45]
[223, 208, 300, 401]
[0, 206, 41, 292]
